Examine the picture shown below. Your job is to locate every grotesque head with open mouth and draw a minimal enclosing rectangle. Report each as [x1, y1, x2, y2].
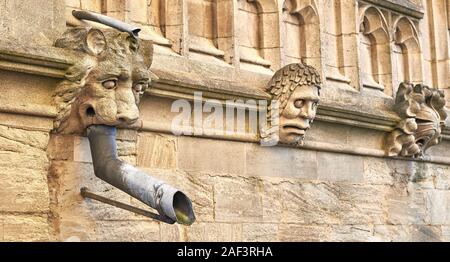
[386, 82, 447, 157]
[53, 28, 153, 134]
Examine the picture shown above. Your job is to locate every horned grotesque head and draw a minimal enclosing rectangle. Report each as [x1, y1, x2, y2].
[261, 63, 322, 146]
[53, 27, 153, 134]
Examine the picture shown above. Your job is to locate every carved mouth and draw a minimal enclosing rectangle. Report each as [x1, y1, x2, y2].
[416, 119, 433, 124]
[283, 125, 306, 135]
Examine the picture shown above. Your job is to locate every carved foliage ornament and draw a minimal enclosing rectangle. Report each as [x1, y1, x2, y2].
[261, 63, 322, 146]
[386, 82, 447, 157]
[53, 27, 154, 134]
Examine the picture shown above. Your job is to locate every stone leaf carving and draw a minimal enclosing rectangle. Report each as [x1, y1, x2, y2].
[386, 82, 447, 157]
[261, 63, 322, 146]
[53, 27, 154, 134]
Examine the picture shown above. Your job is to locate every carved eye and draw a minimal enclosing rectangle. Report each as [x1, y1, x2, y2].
[133, 82, 148, 94]
[102, 80, 117, 89]
[312, 102, 318, 110]
[294, 100, 304, 108]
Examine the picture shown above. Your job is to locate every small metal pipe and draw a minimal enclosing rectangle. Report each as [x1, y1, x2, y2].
[86, 125, 195, 225]
[80, 187, 175, 224]
[72, 10, 141, 38]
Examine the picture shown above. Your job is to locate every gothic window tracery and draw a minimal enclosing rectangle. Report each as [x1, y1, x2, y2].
[358, 7, 392, 95]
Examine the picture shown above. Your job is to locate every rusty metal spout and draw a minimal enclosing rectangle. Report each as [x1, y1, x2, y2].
[86, 125, 195, 225]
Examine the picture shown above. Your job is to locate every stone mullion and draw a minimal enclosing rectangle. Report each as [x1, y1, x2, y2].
[278, 0, 287, 67]
[232, 0, 241, 71]
[340, 0, 360, 91]
[163, 0, 187, 55]
[216, 0, 237, 65]
[423, 0, 449, 94]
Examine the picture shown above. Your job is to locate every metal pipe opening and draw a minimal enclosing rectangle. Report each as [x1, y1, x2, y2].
[86, 124, 196, 225]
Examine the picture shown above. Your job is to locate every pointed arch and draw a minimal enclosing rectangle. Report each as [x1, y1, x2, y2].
[237, 0, 280, 70]
[358, 6, 393, 96]
[187, 0, 226, 58]
[281, 0, 321, 72]
[392, 17, 423, 86]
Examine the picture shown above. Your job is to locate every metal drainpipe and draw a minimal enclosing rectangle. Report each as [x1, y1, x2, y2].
[86, 124, 196, 225]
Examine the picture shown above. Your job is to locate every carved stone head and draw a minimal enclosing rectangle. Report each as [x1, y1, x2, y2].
[262, 63, 322, 146]
[53, 28, 153, 134]
[386, 82, 447, 157]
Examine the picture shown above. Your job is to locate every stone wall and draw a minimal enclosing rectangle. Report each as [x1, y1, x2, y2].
[1, 0, 450, 242]
[46, 130, 450, 242]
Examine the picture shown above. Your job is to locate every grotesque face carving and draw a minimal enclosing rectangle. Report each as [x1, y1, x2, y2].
[53, 28, 153, 134]
[387, 82, 447, 157]
[279, 85, 320, 144]
[262, 63, 322, 146]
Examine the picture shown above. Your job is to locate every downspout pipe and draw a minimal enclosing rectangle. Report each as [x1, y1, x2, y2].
[86, 125, 196, 225]
[72, 10, 141, 39]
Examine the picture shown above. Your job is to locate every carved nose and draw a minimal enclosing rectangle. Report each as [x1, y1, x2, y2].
[117, 114, 138, 124]
[302, 119, 311, 130]
[300, 103, 315, 120]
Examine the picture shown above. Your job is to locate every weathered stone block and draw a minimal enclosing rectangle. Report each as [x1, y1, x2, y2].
[410, 162, 435, 189]
[73, 136, 92, 163]
[317, 152, 364, 182]
[116, 140, 136, 157]
[185, 223, 234, 242]
[0, 125, 50, 214]
[2, 214, 51, 241]
[0, 0, 65, 45]
[330, 225, 376, 242]
[0, 151, 49, 172]
[47, 135, 75, 161]
[278, 224, 330, 242]
[338, 184, 387, 225]
[65, 0, 80, 8]
[117, 129, 138, 141]
[261, 180, 340, 224]
[385, 195, 414, 225]
[137, 133, 177, 169]
[0, 125, 49, 150]
[411, 225, 442, 242]
[213, 176, 263, 223]
[308, 122, 349, 146]
[89, 220, 161, 242]
[160, 223, 182, 242]
[129, 0, 148, 23]
[245, 144, 317, 179]
[0, 167, 49, 213]
[425, 190, 450, 225]
[242, 223, 278, 242]
[363, 157, 394, 185]
[373, 225, 412, 242]
[433, 165, 450, 190]
[442, 226, 450, 242]
[80, 0, 102, 12]
[177, 136, 246, 175]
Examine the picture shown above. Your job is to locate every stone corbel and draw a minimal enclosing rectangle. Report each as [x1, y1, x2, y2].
[386, 82, 448, 157]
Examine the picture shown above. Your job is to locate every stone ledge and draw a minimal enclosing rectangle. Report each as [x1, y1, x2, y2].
[0, 40, 78, 78]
